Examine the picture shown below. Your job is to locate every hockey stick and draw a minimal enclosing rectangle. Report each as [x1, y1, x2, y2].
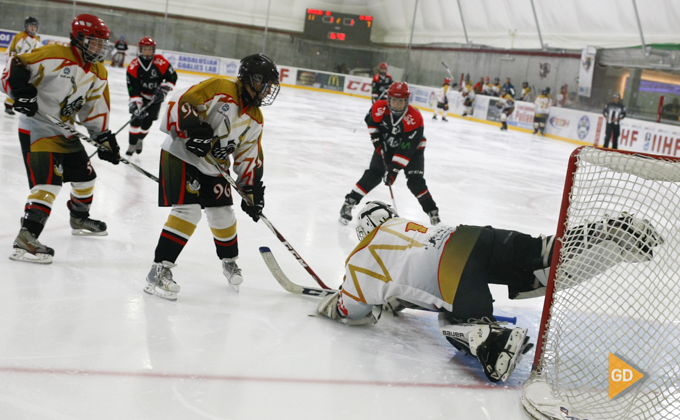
[440, 61, 454, 80]
[205, 153, 331, 290]
[259, 246, 336, 297]
[259, 247, 518, 324]
[88, 100, 156, 158]
[37, 110, 160, 182]
[380, 141, 398, 213]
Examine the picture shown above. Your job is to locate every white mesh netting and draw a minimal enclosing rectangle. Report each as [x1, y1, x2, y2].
[523, 147, 680, 420]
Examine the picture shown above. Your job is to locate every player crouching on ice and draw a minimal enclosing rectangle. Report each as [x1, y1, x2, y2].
[318, 201, 663, 383]
[143, 54, 280, 300]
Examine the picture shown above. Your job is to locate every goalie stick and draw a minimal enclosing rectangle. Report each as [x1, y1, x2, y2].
[37, 110, 159, 182]
[259, 247, 518, 325]
[259, 247, 336, 297]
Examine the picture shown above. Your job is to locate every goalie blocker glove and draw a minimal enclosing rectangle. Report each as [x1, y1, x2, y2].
[241, 183, 265, 222]
[184, 122, 215, 157]
[12, 85, 38, 117]
[94, 130, 120, 164]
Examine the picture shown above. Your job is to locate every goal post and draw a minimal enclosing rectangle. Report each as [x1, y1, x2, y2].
[522, 146, 680, 420]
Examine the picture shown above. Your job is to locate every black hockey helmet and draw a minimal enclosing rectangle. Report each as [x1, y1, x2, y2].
[542, 87, 550, 95]
[25, 16, 39, 36]
[238, 53, 280, 107]
[522, 81, 528, 88]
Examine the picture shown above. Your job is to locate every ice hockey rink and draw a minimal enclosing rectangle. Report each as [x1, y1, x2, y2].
[0, 67, 579, 419]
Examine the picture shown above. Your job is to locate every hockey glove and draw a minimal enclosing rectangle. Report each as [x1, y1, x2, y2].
[93, 130, 121, 165]
[370, 132, 384, 155]
[153, 82, 173, 104]
[12, 85, 38, 117]
[384, 163, 401, 186]
[184, 122, 215, 157]
[128, 99, 147, 120]
[241, 183, 265, 222]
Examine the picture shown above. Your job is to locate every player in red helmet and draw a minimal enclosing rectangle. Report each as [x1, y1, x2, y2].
[125, 36, 177, 155]
[434, 77, 452, 121]
[1, 13, 120, 264]
[371, 62, 393, 103]
[340, 81, 440, 226]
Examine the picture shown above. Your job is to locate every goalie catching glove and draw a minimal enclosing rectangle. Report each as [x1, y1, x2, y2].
[241, 183, 265, 222]
[93, 130, 120, 164]
[317, 291, 381, 326]
[184, 122, 215, 157]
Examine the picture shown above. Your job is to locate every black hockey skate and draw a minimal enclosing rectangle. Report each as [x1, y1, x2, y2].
[475, 327, 529, 382]
[339, 196, 358, 225]
[9, 228, 55, 264]
[70, 216, 108, 236]
[135, 139, 143, 154]
[427, 210, 441, 225]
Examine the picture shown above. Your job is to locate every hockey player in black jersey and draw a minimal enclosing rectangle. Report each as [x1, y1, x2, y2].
[340, 82, 440, 226]
[371, 62, 393, 103]
[125, 36, 177, 156]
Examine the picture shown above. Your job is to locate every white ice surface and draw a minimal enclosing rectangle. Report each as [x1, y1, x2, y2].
[0, 67, 577, 419]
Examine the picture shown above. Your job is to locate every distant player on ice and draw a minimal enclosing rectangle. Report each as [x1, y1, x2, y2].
[339, 82, 440, 227]
[319, 201, 663, 382]
[144, 54, 280, 300]
[497, 88, 515, 131]
[4, 17, 41, 116]
[125, 36, 177, 156]
[1, 14, 121, 264]
[432, 77, 451, 121]
[533, 88, 551, 135]
[371, 62, 393, 103]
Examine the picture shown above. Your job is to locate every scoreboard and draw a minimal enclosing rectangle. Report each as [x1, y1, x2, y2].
[303, 9, 373, 45]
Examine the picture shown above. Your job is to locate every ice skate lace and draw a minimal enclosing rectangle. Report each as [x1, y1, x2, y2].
[154, 265, 176, 288]
[224, 262, 241, 277]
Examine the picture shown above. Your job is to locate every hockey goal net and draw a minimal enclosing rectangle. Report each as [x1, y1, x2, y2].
[522, 147, 680, 420]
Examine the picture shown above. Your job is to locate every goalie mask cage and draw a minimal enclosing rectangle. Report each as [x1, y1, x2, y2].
[521, 147, 680, 420]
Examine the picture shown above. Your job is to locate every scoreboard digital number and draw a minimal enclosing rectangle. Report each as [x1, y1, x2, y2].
[304, 9, 373, 45]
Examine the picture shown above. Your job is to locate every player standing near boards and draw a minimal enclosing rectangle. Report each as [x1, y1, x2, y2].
[371, 62, 393, 103]
[4, 17, 41, 116]
[498, 88, 515, 131]
[533, 88, 551, 135]
[339, 82, 440, 226]
[1, 14, 121, 264]
[602, 93, 626, 150]
[432, 77, 451, 121]
[144, 54, 280, 300]
[321, 201, 663, 382]
[125, 36, 177, 156]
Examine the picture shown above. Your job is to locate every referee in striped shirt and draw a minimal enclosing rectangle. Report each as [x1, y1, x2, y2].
[602, 93, 627, 149]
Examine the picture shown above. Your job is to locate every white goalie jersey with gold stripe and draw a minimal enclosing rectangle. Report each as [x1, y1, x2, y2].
[339, 218, 474, 320]
[160, 76, 264, 187]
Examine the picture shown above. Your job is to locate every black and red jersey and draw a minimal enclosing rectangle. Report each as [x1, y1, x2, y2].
[371, 73, 393, 100]
[126, 54, 177, 101]
[364, 100, 426, 169]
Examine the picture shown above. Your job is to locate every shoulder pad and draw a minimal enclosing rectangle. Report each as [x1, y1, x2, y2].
[153, 55, 170, 73]
[402, 106, 423, 132]
[371, 100, 389, 122]
[127, 58, 139, 77]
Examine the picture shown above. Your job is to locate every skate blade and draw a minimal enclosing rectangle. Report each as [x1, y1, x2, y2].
[71, 229, 108, 237]
[143, 284, 178, 301]
[338, 217, 350, 225]
[228, 282, 240, 293]
[9, 248, 53, 264]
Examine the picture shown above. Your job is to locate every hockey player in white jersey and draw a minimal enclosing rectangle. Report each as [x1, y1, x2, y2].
[144, 53, 280, 300]
[432, 77, 451, 121]
[4, 17, 42, 115]
[533, 88, 551, 135]
[318, 201, 663, 383]
[1, 14, 120, 264]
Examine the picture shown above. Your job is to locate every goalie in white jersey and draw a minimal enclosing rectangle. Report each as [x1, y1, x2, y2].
[318, 201, 663, 382]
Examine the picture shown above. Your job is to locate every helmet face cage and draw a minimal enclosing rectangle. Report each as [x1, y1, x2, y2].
[25, 17, 38, 36]
[238, 54, 280, 107]
[139, 37, 156, 59]
[356, 201, 398, 241]
[71, 15, 111, 63]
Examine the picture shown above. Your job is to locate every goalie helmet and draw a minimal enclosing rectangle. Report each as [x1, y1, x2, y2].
[386, 82, 410, 116]
[238, 53, 280, 107]
[70, 14, 111, 63]
[24, 17, 38, 36]
[138, 36, 156, 60]
[356, 201, 398, 241]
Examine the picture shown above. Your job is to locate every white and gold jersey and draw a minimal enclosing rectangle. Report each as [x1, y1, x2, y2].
[7, 31, 41, 56]
[436, 84, 450, 104]
[534, 94, 551, 116]
[161, 77, 264, 188]
[338, 218, 481, 320]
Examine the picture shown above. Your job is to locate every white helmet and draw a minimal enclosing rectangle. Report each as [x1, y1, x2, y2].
[356, 201, 398, 240]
